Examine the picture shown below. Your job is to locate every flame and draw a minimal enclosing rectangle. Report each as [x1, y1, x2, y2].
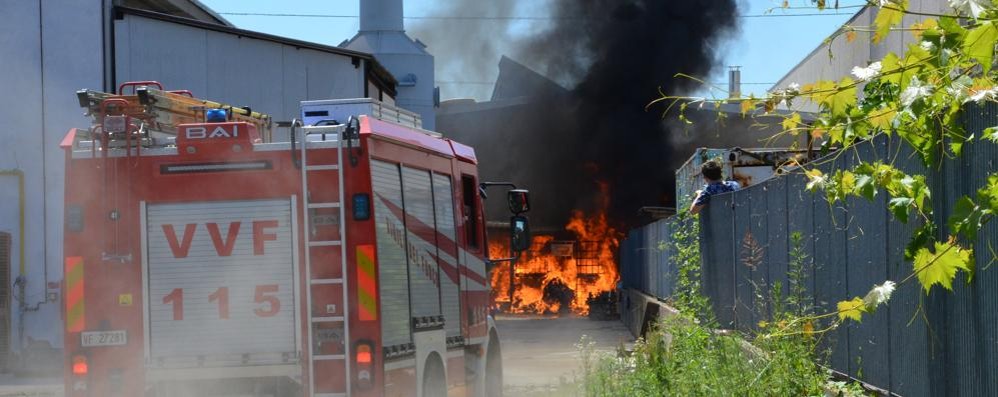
[489, 185, 621, 314]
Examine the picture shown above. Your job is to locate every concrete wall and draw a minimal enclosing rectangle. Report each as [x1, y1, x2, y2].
[0, 0, 106, 365]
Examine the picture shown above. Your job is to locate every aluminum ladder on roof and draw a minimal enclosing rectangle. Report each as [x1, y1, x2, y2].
[297, 120, 351, 397]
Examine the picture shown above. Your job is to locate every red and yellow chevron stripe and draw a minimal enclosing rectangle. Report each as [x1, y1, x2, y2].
[356, 245, 377, 321]
[65, 256, 85, 333]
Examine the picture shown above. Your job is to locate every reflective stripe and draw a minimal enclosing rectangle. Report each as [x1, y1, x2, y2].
[357, 245, 377, 321]
[65, 257, 85, 332]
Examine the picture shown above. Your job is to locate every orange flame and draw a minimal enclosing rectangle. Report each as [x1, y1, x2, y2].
[489, 185, 621, 314]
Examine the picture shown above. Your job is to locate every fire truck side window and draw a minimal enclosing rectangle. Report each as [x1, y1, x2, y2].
[461, 175, 480, 250]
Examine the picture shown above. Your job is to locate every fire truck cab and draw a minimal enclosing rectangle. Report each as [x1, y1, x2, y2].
[62, 84, 511, 397]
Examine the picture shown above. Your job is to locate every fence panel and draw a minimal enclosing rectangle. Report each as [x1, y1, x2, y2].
[965, 104, 998, 396]
[615, 103, 998, 396]
[747, 183, 771, 325]
[842, 141, 891, 385]
[703, 193, 736, 328]
[766, 176, 790, 310]
[886, 139, 932, 396]
[811, 155, 851, 371]
[732, 188, 755, 330]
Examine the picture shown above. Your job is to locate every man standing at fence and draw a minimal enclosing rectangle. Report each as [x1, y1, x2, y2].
[690, 160, 740, 214]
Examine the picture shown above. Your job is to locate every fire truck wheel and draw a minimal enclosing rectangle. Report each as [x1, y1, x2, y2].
[423, 352, 447, 397]
[485, 331, 503, 397]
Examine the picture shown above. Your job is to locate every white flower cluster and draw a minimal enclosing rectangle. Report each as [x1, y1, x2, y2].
[851, 61, 882, 81]
[862, 280, 896, 311]
[901, 76, 933, 107]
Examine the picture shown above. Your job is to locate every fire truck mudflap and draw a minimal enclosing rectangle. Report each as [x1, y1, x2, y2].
[141, 199, 301, 383]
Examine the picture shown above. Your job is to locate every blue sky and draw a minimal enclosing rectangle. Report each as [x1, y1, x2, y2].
[199, 0, 868, 100]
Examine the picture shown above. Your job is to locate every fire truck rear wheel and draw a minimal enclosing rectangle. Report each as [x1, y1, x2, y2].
[485, 331, 503, 397]
[423, 353, 447, 397]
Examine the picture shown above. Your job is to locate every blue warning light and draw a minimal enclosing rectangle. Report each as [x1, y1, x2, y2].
[206, 108, 227, 123]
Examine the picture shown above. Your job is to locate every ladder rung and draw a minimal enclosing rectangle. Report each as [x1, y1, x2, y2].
[313, 355, 346, 361]
[307, 202, 340, 209]
[305, 164, 339, 171]
[312, 316, 345, 323]
[311, 278, 344, 285]
[308, 241, 342, 247]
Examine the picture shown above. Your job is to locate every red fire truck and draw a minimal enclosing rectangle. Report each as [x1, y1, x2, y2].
[61, 82, 521, 397]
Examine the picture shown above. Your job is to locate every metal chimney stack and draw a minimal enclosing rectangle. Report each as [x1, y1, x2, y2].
[728, 66, 741, 99]
[344, 0, 437, 129]
[360, 0, 404, 32]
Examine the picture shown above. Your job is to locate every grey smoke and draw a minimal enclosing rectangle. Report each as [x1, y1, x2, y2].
[417, 0, 740, 230]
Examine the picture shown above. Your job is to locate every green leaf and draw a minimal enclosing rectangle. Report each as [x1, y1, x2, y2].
[984, 127, 998, 143]
[840, 171, 857, 195]
[963, 21, 998, 73]
[740, 97, 757, 116]
[889, 197, 913, 223]
[829, 77, 858, 117]
[913, 241, 974, 293]
[874, 0, 908, 43]
[978, 174, 998, 211]
[880, 52, 903, 86]
[782, 112, 802, 134]
[869, 108, 898, 132]
[906, 223, 937, 261]
[948, 196, 984, 241]
[939, 16, 967, 39]
[837, 297, 867, 322]
[805, 169, 826, 191]
[855, 172, 876, 200]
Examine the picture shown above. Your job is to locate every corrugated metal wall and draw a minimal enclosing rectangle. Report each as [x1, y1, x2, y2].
[114, 13, 368, 128]
[619, 104, 998, 396]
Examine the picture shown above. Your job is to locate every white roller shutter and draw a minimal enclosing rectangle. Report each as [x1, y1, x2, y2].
[432, 174, 462, 338]
[144, 199, 297, 367]
[401, 166, 442, 319]
[371, 160, 411, 347]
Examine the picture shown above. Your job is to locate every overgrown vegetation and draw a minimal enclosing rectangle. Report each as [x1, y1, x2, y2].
[579, 216, 861, 396]
[579, 1, 998, 393]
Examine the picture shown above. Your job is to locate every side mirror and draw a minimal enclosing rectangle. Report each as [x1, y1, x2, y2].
[510, 215, 531, 252]
[508, 189, 530, 214]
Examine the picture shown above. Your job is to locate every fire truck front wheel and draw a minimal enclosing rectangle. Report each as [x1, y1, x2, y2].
[485, 330, 503, 397]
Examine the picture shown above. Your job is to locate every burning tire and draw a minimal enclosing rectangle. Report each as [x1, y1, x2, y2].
[542, 278, 575, 313]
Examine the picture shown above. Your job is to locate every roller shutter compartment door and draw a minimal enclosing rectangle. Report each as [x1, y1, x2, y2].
[145, 199, 296, 367]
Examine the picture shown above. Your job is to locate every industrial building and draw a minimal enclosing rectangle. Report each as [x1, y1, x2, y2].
[771, 0, 948, 111]
[0, 0, 433, 373]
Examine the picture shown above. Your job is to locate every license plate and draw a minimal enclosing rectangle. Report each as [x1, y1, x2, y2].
[81, 330, 127, 347]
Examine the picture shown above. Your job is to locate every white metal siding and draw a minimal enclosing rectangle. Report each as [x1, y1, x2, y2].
[371, 161, 411, 347]
[432, 174, 461, 337]
[0, 0, 104, 352]
[401, 167, 441, 319]
[114, 14, 366, 127]
[145, 199, 296, 367]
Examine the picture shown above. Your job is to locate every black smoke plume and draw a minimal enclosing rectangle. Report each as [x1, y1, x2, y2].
[419, 1, 740, 230]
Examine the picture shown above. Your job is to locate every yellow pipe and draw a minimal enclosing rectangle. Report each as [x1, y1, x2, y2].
[0, 169, 25, 277]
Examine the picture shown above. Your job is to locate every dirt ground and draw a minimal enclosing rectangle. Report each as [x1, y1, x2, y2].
[496, 314, 634, 396]
[0, 315, 633, 397]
